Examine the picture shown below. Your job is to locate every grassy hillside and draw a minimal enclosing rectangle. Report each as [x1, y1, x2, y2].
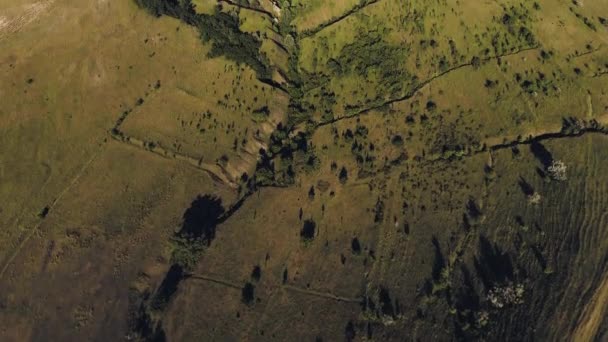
[0, 0, 607, 340]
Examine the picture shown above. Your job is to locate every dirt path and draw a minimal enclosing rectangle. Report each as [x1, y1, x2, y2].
[187, 274, 242, 289]
[282, 284, 361, 303]
[573, 272, 608, 342]
[186, 272, 361, 303]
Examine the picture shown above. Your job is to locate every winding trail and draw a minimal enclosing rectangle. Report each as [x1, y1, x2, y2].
[185, 272, 361, 303]
[573, 273, 608, 342]
[184, 273, 362, 304]
[186, 274, 242, 289]
[282, 284, 362, 303]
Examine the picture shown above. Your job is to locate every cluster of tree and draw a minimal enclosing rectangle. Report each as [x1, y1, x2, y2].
[252, 125, 320, 187]
[135, 0, 194, 19]
[515, 71, 558, 96]
[498, 4, 538, 47]
[329, 30, 411, 98]
[134, 0, 270, 79]
[198, 10, 270, 78]
[170, 195, 226, 270]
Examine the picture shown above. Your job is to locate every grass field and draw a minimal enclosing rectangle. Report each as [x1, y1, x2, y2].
[1, 0, 607, 340]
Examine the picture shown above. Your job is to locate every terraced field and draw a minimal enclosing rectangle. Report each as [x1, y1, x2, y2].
[0, 0, 607, 341]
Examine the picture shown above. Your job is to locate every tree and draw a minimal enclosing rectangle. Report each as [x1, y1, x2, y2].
[345, 321, 356, 342]
[351, 237, 361, 254]
[251, 265, 261, 282]
[471, 56, 481, 68]
[300, 219, 316, 241]
[241, 282, 255, 305]
[179, 195, 225, 245]
[391, 135, 404, 146]
[339, 166, 348, 184]
[374, 198, 385, 223]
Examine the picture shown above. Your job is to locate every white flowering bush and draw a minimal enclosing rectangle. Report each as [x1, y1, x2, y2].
[527, 192, 541, 204]
[487, 283, 524, 308]
[547, 160, 567, 181]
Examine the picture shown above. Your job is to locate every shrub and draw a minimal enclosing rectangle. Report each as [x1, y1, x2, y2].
[251, 265, 261, 282]
[351, 237, 361, 254]
[487, 283, 524, 308]
[471, 56, 481, 68]
[300, 219, 316, 241]
[241, 282, 255, 305]
[339, 167, 348, 184]
[391, 135, 404, 146]
[547, 160, 567, 181]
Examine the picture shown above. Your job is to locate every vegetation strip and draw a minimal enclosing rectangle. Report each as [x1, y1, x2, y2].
[218, 0, 276, 19]
[299, 0, 381, 38]
[109, 131, 237, 187]
[316, 45, 540, 127]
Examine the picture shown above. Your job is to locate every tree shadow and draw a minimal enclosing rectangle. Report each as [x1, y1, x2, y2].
[455, 265, 481, 311]
[530, 141, 553, 168]
[531, 245, 547, 271]
[453, 265, 482, 340]
[466, 197, 482, 220]
[300, 219, 316, 240]
[518, 176, 535, 196]
[378, 286, 395, 317]
[179, 195, 225, 245]
[473, 235, 514, 288]
[151, 264, 185, 311]
[431, 236, 446, 282]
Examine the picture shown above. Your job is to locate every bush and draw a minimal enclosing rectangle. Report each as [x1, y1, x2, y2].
[300, 219, 316, 241]
[351, 237, 361, 254]
[487, 283, 524, 308]
[547, 160, 567, 181]
[241, 282, 255, 305]
[251, 265, 262, 281]
[339, 167, 348, 184]
[391, 135, 404, 146]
